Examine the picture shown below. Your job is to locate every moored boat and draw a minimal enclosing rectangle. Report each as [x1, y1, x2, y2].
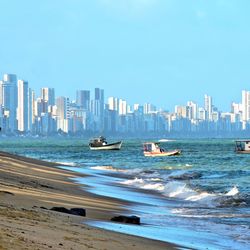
[143, 142, 181, 157]
[89, 136, 122, 150]
[235, 140, 250, 154]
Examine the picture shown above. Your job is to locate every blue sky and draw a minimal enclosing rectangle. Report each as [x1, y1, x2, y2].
[0, 0, 249, 111]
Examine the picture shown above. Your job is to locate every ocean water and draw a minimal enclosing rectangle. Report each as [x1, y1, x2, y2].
[1, 138, 249, 249]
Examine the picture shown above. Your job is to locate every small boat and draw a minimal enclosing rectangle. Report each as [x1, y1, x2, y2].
[89, 136, 122, 150]
[235, 140, 250, 154]
[158, 139, 175, 142]
[143, 142, 181, 157]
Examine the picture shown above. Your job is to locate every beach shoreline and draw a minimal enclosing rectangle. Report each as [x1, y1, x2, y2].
[0, 151, 179, 250]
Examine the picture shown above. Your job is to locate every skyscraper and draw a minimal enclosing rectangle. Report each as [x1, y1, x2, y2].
[76, 90, 90, 110]
[204, 94, 212, 121]
[41, 87, 55, 106]
[17, 80, 29, 132]
[144, 103, 156, 114]
[119, 99, 127, 115]
[108, 97, 119, 111]
[0, 74, 18, 132]
[241, 90, 250, 129]
[56, 96, 69, 132]
[95, 87, 104, 115]
[187, 101, 198, 120]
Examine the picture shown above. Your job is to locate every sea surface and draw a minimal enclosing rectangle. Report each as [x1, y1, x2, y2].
[1, 137, 249, 250]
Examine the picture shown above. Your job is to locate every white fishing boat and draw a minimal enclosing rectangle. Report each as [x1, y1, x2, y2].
[235, 140, 250, 154]
[89, 136, 122, 150]
[143, 142, 181, 157]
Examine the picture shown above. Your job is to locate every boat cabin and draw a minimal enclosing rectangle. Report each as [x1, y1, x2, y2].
[235, 140, 250, 153]
[89, 136, 107, 147]
[143, 142, 163, 153]
[143, 142, 180, 157]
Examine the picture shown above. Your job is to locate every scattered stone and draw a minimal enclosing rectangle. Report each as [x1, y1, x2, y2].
[0, 191, 14, 195]
[40, 184, 53, 189]
[50, 207, 86, 217]
[70, 208, 86, 217]
[111, 215, 140, 225]
[51, 207, 70, 214]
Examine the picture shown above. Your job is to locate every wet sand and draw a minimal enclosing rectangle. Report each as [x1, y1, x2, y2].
[0, 151, 179, 250]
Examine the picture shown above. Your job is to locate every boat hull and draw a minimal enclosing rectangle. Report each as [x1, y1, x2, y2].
[144, 149, 181, 157]
[236, 150, 250, 154]
[89, 141, 122, 150]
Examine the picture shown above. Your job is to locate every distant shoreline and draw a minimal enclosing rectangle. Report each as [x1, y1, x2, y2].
[1, 132, 250, 139]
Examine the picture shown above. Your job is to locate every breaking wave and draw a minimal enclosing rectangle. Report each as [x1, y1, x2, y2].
[120, 178, 165, 191]
[90, 165, 125, 172]
[56, 161, 77, 166]
[121, 175, 246, 207]
[168, 171, 202, 180]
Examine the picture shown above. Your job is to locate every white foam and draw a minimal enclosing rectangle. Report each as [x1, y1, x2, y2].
[162, 181, 219, 205]
[226, 186, 239, 196]
[185, 192, 216, 202]
[164, 182, 197, 199]
[90, 165, 124, 172]
[121, 178, 144, 185]
[126, 168, 143, 175]
[163, 182, 242, 207]
[56, 161, 77, 166]
[149, 178, 162, 182]
[142, 183, 165, 191]
[121, 177, 165, 192]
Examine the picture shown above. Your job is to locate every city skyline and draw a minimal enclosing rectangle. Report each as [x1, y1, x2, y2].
[0, 72, 250, 137]
[0, 1, 250, 111]
[0, 72, 248, 114]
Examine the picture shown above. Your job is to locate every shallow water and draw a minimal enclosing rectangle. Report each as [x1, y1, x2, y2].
[2, 137, 250, 249]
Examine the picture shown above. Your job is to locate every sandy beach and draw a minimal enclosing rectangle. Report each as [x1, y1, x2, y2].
[0, 151, 178, 250]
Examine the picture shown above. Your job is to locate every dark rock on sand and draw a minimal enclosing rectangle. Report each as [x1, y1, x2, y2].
[0, 191, 14, 195]
[50, 207, 86, 217]
[111, 215, 140, 225]
[70, 208, 86, 216]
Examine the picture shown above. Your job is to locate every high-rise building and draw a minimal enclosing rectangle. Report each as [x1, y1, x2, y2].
[175, 105, 187, 118]
[76, 90, 90, 110]
[108, 97, 119, 111]
[231, 102, 242, 115]
[144, 103, 156, 114]
[187, 101, 198, 120]
[119, 99, 127, 115]
[56, 96, 67, 120]
[204, 94, 212, 121]
[40, 87, 55, 114]
[41, 87, 55, 106]
[28, 89, 35, 131]
[0, 74, 18, 132]
[56, 96, 69, 132]
[94, 88, 104, 116]
[17, 80, 29, 132]
[198, 107, 206, 121]
[241, 90, 250, 129]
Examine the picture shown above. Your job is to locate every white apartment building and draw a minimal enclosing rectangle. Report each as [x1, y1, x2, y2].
[0, 74, 18, 132]
[241, 90, 250, 129]
[17, 80, 29, 132]
[204, 94, 212, 121]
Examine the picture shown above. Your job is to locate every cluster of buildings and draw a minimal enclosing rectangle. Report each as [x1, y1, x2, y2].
[0, 73, 250, 137]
